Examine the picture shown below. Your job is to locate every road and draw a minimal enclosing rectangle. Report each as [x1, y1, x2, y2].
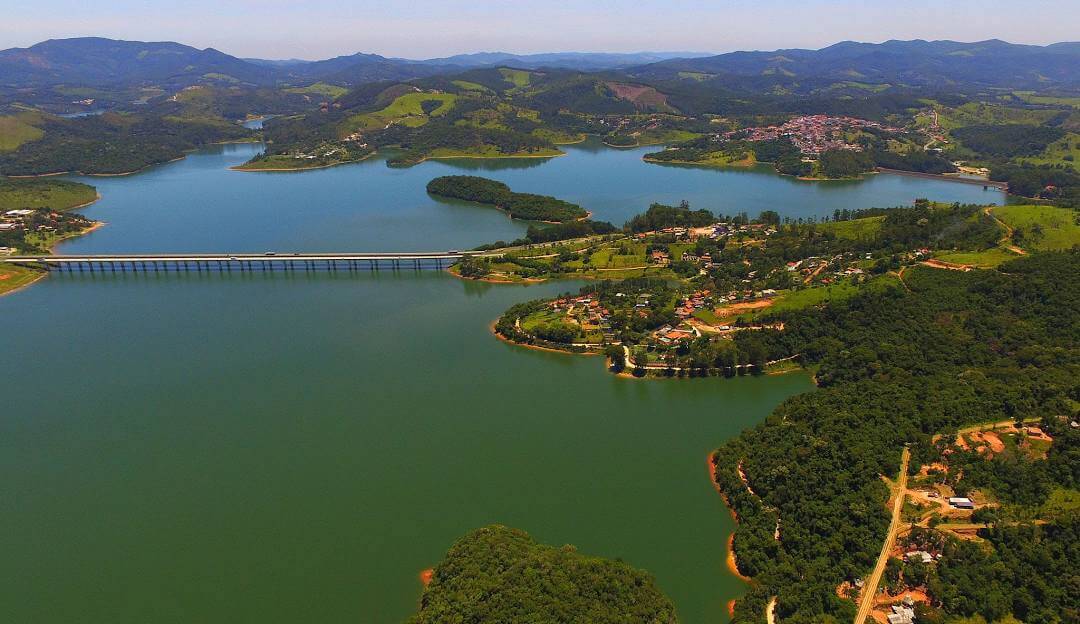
[854, 447, 910, 624]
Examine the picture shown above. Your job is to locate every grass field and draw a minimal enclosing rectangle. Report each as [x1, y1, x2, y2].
[769, 283, 861, 314]
[1020, 132, 1080, 169]
[498, 68, 532, 88]
[935, 247, 1019, 268]
[938, 102, 1060, 130]
[451, 80, 492, 93]
[0, 112, 45, 151]
[0, 178, 98, 211]
[342, 92, 458, 133]
[993, 205, 1080, 251]
[286, 82, 349, 99]
[1013, 92, 1080, 109]
[820, 215, 886, 240]
[0, 264, 45, 296]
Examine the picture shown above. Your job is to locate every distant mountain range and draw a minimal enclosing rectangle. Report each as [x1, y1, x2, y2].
[630, 39, 1080, 90]
[0, 38, 708, 89]
[1, 37, 1077, 93]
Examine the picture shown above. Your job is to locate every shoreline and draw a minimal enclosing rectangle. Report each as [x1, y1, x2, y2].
[402, 149, 566, 167]
[489, 320, 603, 357]
[875, 167, 1008, 188]
[231, 151, 377, 173]
[0, 218, 106, 299]
[708, 454, 754, 584]
[68, 192, 103, 210]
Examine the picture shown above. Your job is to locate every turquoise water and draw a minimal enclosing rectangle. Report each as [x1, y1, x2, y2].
[1, 141, 1002, 624]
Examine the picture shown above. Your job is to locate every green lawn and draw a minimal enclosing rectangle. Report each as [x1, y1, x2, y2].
[1013, 92, 1080, 109]
[769, 283, 861, 314]
[1019, 132, 1080, 169]
[342, 92, 458, 133]
[0, 264, 45, 296]
[451, 80, 492, 93]
[935, 247, 1019, 268]
[993, 204, 1080, 251]
[0, 178, 98, 211]
[939, 102, 1059, 129]
[286, 82, 349, 99]
[0, 113, 45, 151]
[498, 68, 532, 88]
[820, 215, 885, 240]
[692, 308, 723, 325]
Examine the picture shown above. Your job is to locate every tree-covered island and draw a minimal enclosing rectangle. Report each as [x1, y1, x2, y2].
[409, 526, 678, 624]
[426, 175, 589, 222]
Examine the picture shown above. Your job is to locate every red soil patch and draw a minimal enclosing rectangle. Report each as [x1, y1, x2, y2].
[419, 568, 434, 586]
[981, 431, 1005, 453]
[726, 533, 752, 583]
[728, 599, 737, 618]
[714, 299, 774, 318]
[921, 259, 973, 271]
[605, 82, 669, 109]
[0, 274, 10, 280]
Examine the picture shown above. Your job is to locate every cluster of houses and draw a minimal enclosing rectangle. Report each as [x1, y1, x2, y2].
[0, 209, 35, 233]
[708, 222, 778, 239]
[653, 324, 696, 345]
[549, 294, 614, 338]
[723, 115, 901, 156]
[886, 596, 919, 624]
[1, 208, 92, 252]
[675, 290, 711, 319]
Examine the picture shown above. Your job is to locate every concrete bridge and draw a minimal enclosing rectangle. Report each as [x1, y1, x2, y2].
[0, 251, 493, 272]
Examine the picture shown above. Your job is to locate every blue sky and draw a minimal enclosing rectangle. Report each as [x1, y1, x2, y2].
[3, 0, 1077, 59]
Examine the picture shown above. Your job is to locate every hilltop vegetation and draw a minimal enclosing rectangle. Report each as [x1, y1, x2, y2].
[0, 178, 97, 211]
[408, 526, 677, 624]
[712, 251, 1079, 624]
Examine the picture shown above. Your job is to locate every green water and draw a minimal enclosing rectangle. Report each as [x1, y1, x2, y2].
[1, 140, 1000, 623]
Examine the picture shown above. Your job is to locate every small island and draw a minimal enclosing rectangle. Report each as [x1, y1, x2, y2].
[426, 175, 589, 222]
[409, 525, 677, 624]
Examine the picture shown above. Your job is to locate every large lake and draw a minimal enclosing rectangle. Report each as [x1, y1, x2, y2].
[1, 141, 1003, 624]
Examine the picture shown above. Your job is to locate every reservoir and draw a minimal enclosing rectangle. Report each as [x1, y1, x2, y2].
[0, 140, 1002, 623]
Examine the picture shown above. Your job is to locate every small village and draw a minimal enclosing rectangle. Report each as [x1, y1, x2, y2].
[722, 114, 902, 155]
[0, 208, 94, 254]
[498, 213, 927, 372]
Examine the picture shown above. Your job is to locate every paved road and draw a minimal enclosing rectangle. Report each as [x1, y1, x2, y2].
[854, 447, 910, 624]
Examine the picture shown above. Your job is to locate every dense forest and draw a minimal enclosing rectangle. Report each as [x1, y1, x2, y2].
[408, 525, 678, 624]
[711, 251, 1079, 624]
[426, 175, 587, 222]
[0, 111, 251, 175]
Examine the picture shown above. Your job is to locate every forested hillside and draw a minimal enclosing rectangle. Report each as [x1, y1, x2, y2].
[712, 251, 1079, 624]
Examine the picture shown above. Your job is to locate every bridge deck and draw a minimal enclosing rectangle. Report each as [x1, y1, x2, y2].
[0, 252, 492, 272]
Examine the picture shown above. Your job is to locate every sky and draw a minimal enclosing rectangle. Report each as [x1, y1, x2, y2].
[2, 0, 1078, 60]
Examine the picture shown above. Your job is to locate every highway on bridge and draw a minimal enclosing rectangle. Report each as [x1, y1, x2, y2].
[0, 251, 501, 271]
